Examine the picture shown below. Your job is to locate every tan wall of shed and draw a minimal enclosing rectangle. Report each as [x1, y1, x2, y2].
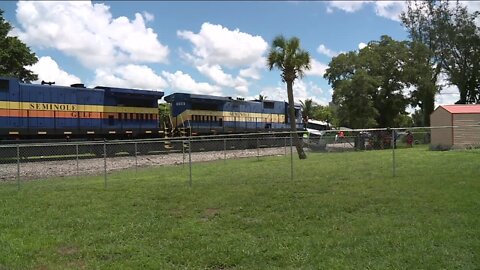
[430, 107, 453, 148]
[452, 114, 480, 147]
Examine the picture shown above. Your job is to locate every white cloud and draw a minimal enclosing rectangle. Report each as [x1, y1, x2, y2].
[305, 59, 328, 77]
[239, 57, 266, 80]
[326, 1, 370, 13]
[177, 22, 268, 68]
[259, 80, 330, 106]
[374, 2, 406, 22]
[317, 44, 340, 58]
[143, 11, 154, 22]
[177, 22, 269, 96]
[326, 1, 406, 21]
[93, 65, 167, 90]
[14, 1, 169, 68]
[161, 71, 222, 95]
[258, 86, 286, 104]
[463, 1, 480, 10]
[296, 81, 330, 105]
[27, 56, 81, 86]
[358, 42, 367, 50]
[196, 64, 249, 95]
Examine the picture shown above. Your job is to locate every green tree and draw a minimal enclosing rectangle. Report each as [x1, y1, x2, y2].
[257, 94, 267, 101]
[360, 36, 411, 127]
[331, 70, 379, 129]
[0, 10, 38, 82]
[404, 41, 439, 126]
[411, 109, 424, 127]
[401, 0, 480, 104]
[324, 35, 411, 128]
[400, 1, 444, 125]
[300, 99, 314, 122]
[267, 35, 310, 159]
[311, 105, 335, 126]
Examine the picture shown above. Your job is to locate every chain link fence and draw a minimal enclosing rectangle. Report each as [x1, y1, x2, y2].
[0, 132, 295, 187]
[1, 125, 479, 189]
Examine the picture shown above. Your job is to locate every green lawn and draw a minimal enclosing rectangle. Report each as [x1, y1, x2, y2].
[0, 148, 479, 269]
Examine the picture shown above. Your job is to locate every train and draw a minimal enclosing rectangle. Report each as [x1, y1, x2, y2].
[164, 93, 303, 136]
[0, 77, 163, 141]
[0, 77, 304, 142]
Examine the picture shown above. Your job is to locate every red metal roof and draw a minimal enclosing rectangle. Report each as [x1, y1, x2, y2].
[440, 104, 480, 114]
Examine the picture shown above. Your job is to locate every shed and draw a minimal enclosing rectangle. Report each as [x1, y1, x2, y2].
[430, 105, 480, 149]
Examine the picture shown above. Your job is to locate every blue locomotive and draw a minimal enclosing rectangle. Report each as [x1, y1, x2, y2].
[0, 77, 304, 141]
[0, 77, 164, 140]
[164, 93, 303, 136]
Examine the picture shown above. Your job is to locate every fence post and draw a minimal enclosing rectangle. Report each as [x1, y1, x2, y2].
[284, 137, 287, 156]
[256, 137, 260, 161]
[104, 141, 107, 189]
[290, 133, 293, 181]
[392, 129, 396, 177]
[188, 136, 192, 187]
[16, 145, 20, 190]
[182, 140, 185, 166]
[223, 138, 227, 162]
[76, 144, 79, 179]
[134, 142, 138, 177]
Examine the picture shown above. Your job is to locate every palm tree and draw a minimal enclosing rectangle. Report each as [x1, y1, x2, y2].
[300, 99, 314, 122]
[258, 94, 267, 101]
[267, 35, 311, 159]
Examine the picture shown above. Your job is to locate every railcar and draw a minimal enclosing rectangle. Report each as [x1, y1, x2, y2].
[0, 77, 164, 141]
[163, 93, 304, 136]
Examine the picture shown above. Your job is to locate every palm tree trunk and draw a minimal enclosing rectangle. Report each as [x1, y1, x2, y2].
[286, 80, 307, 159]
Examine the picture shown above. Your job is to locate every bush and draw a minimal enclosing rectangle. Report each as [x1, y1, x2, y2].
[429, 144, 451, 151]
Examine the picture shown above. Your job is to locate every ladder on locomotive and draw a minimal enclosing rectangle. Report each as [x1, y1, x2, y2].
[179, 114, 191, 137]
[163, 115, 175, 149]
[163, 114, 191, 150]
[178, 114, 191, 151]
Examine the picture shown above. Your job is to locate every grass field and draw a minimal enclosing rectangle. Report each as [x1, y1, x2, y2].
[0, 147, 479, 269]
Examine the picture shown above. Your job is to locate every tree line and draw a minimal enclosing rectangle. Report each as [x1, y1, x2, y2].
[322, 0, 480, 129]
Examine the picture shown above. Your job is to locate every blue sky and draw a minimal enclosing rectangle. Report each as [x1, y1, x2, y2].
[2, 1, 474, 106]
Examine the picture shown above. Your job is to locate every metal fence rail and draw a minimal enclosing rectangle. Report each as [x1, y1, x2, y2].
[1, 125, 479, 189]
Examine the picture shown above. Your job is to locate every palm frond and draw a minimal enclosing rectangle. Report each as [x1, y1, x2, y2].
[267, 35, 311, 81]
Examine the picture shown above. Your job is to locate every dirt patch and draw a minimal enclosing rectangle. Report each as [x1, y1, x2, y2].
[200, 208, 220, 221]
[57, 245, 79, 256]
[169, 207, 186, 218]
[65, 259, 87, 269]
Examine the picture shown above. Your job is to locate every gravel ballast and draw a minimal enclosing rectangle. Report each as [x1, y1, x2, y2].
[0, 147, 292, 182]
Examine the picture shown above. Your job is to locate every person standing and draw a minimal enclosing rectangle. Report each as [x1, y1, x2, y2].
[406, 131, 414, 147]
[338, 130, 345, 143]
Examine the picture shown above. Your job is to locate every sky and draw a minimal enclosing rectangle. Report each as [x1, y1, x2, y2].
[2, 1, 479, 107]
